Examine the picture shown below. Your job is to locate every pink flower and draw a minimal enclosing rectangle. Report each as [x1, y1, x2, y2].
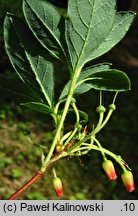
[102, 160, 117, 181]
[53, 177, 63, 197]
[121, 171, 135, 192]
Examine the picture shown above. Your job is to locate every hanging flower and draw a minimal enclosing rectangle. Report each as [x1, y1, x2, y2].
[121, 171, 135, 192]
[102, 160, 117, 181]
[53, 177, 63, 197]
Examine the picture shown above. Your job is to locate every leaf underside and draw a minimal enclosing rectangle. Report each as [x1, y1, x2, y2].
[21, 102, 53, 114]
[23, 0, 66, 60]
[68, 109, 88, 123]
[65, 0, 135, 70]
[4, 14, 55, 107]
[59, 64, 131, 100]
[75, 70, 131, 94]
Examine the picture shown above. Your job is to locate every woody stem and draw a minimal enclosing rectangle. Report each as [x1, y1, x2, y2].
[7, 163, 53, 200]
[8, 170, 44, 200]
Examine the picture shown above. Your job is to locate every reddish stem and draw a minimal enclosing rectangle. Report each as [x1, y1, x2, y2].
[7, 163, 53, 200]
[8, 170, 43, 200]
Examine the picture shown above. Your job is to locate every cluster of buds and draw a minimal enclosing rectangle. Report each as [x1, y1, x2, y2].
[102, 159, 135, 192]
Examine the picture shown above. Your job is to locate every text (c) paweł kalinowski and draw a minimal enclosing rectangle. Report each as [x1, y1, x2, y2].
[20, 202, 103, 212]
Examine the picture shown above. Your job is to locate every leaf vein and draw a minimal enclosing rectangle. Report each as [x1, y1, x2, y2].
[25, 0, 66, 58]
[27, 53, 51, 106]
[72, 24, 85, 41]
[69, 33, 79, 58]
[77, 4, 89, 28]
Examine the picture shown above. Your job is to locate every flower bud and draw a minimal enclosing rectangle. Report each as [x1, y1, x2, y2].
[56, 144, 62, 153]
[53, 177, 63, 197]
[109, 104, 116, 111]
[121, 171, 135, 192]
[102, 160, 117, 181]
[96, 105, 106, 113]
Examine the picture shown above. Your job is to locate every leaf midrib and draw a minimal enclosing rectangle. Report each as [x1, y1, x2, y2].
[24, 0, 66, 59]
[25, 53, 52, 107]
[74, 0, 98, 71]
[8, 16, 47, 102]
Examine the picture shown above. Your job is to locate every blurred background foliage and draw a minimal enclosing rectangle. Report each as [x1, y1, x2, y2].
[0, 0, 138, 200]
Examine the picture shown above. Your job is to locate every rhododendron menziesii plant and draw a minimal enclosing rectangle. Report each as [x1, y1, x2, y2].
[1, 0, 136, 199]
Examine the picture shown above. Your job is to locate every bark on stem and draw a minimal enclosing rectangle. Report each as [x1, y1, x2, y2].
[7, 163, 53, 200]
[8, 170, 43, 200]
[6, 151, 66, 200]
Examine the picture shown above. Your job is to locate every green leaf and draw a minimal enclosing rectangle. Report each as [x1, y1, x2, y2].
[78, 110, 88, 123]
[4, 14, 44, 102]
[60, 68, 131, 98]
[76, 70, 131, 92]
[65, 0, 116, 70]
[79, 63, 112, 81]
[26, 54, 55, 107]
[4, 14, 55, 107]
[0, 75, 38, 102]
[23, 0, 66, 60]
[68, 109, 88, 123]
[90, 12, 136, 60]
[59, 63, 112, 100]
[21, 102, 53, 114]
[73, 83, 92, 95]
